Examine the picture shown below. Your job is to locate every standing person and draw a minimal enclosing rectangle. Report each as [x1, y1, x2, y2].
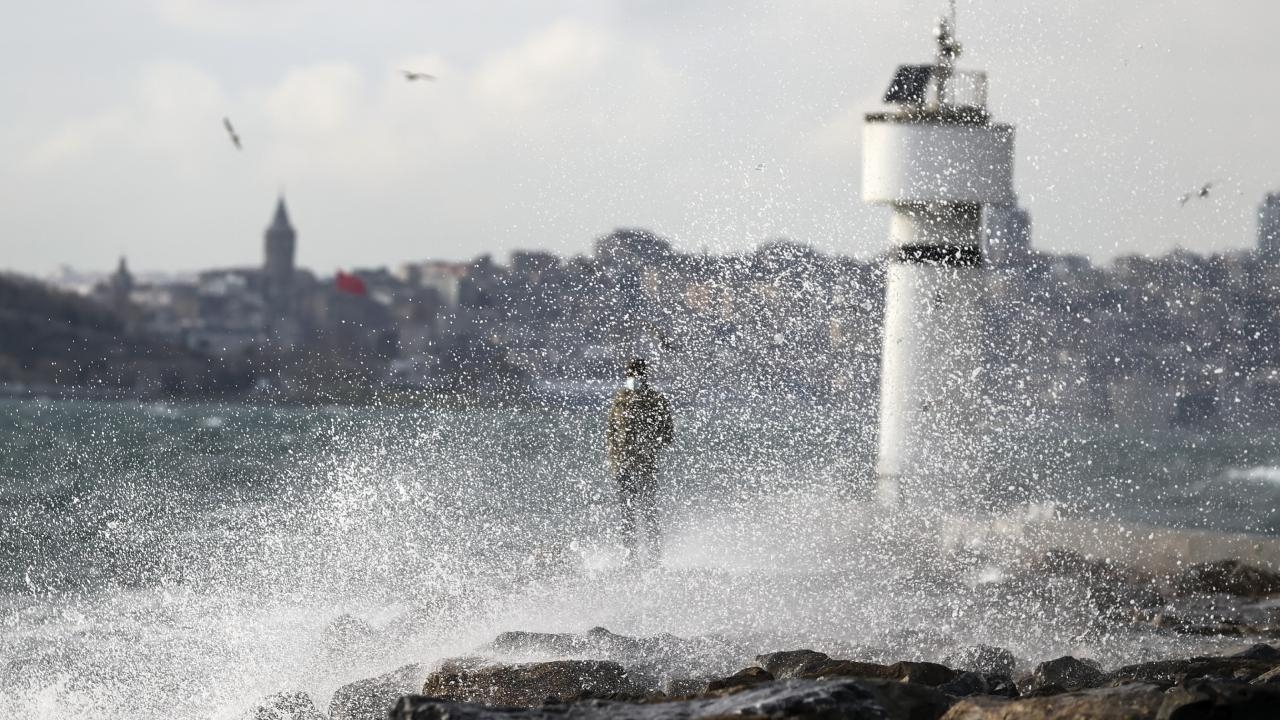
[606, 357, 674, 563]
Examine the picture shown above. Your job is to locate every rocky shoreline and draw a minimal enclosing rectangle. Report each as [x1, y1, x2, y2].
[249, 553, 1280, 720]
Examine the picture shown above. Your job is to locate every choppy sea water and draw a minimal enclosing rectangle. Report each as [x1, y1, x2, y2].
[2, 397, 1280, 719]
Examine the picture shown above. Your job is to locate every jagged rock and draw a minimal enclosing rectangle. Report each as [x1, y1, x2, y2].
[584, 626, 646, 653]
[938, 672, 1017, 699]
[942, 646, 1017, 677]
[941, 683, 1166, 720]
[484, 627, 693, 660]
[328, 663, 422, 720]
[988, 676, 1019, 698]
[1174, 560, 1280, 598]
[1229, 643, 1280, 661]
[1158, 680, 1280, 717]
[1106, 657, 1277, 687]
[659, 676, 708, 697]
[858, 677, 956, 720]
[755, 649, 835, 678]
[421, 659, 649, 706]
[393, 678, 892, 719]
[806, 660, 901, 681]
[755, 650, 956, 687]
[1017, 656, 1106, 696]
[705, 666, 773, 692]
[481, 627, 740, 680]
[884, 662, 958, 687]
[244, 691, 326, 720]
[808, 660, 923, 684]
[485, 630, 593, 656]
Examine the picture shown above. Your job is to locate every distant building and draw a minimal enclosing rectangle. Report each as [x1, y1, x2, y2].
[263, 196, 296, 321]
[511, 250, 559, 278]
[458, 255, 506, 309]
[107, 256, 133, 313]
[399, 261, 465, 306]
[1258, 192, 1280, 260]
[594, 228, 671, 269]
[983, 205, 1032, 266]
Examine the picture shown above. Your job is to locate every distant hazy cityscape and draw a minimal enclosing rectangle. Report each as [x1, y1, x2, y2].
[4, 191, 1280, 432]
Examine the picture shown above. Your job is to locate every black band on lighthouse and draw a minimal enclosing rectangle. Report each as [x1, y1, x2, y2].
[893, 244, 982, 267]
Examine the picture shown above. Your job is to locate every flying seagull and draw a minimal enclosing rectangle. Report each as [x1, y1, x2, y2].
[401, 69, 436, 82]
[222, 117, 241, 150]
[1178, 181, 1213, 207]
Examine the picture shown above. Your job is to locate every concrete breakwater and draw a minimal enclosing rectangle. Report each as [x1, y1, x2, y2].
[941, 514, 1280, 573]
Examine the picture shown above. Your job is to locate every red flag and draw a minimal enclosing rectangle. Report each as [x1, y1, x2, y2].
[335, 270, 367, 296]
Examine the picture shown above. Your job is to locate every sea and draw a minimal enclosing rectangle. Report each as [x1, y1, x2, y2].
[2, 397, 1280, 719]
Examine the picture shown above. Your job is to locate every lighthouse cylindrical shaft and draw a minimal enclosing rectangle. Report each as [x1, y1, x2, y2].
[876, 205, 986, 496]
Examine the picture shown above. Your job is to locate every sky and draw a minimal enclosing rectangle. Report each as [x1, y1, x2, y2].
[2, 0, 1279, 276]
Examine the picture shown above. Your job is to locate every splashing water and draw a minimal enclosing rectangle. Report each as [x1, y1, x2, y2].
[2, 398, 1278, 719]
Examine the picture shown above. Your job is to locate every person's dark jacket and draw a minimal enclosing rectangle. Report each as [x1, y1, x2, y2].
[606, 383, 674, 475]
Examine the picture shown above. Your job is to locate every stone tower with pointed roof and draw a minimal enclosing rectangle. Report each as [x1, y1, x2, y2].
[108, 256, 133, 309]
[263, 195, 296, 320]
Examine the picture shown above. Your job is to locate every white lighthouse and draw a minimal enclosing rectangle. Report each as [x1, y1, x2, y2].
[862, 14, 1016, 499]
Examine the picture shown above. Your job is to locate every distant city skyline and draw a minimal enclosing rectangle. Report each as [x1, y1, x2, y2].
[3, 1, 1279, 274]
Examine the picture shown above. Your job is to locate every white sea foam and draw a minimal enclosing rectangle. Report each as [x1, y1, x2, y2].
[1, 401, 1275, 719]
[1221, 465, 1280, 487]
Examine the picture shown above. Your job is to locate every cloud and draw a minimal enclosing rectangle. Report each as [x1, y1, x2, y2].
[7, 17, 697, 271]
[149, 0, 309, 34]
[7, 1, 1280, 274]
[264, 64, 364, 139]
[237, 18, 683, 205]
[26, 63, 228, 175]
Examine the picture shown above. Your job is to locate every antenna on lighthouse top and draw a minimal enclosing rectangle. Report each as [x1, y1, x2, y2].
[935, 2, 962, 68]
[932, 0, 963, 109]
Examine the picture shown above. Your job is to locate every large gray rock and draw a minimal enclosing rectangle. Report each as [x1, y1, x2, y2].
[943, 646, 1017, 677]
[704, 666, 773, 693]
[938, 672, 1018, 699]
[945, 679, 1280, 719]
[482, 627, 741, 680]
[754, 649, 956, 687]
[1017, 656, 1105, 697]
[857, 678, 956, 720]
[421, 659, 649, 706]
[1106, 656, 1277, 687]
[393, 678, 892, 719]
[1230, 643, 1280, 661]
[941, 683, 1165, 720]
[1174, 560, 1280, 598]
[328, 663, 422, 720]
[485, 630, 594, 656]
[1158, 680, 1280, 718]
[755, 650, 836, 679]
